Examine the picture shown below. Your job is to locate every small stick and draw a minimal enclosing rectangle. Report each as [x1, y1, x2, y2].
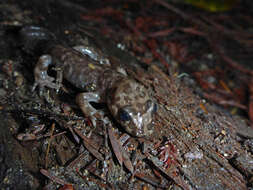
[40, 168, 70, 186]
[45, 123, 55, 169]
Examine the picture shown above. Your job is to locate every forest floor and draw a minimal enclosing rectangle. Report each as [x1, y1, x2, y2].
[0, 0, 253, 189]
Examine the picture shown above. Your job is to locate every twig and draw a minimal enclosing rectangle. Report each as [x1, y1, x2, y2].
[40, 169, 70, 185]
[45, 123, 55, 169]
[4, 107, 84, 121]
[153, 0, 209, 29]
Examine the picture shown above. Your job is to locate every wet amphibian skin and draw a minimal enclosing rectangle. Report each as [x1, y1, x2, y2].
[21, 26, 157, 137]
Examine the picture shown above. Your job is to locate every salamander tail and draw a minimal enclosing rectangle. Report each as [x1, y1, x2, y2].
[19, 25, 55, 54]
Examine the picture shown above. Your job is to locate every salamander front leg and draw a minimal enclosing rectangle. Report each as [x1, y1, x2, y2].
[76, 92, 106, 127]
[32, 55, 60, 92]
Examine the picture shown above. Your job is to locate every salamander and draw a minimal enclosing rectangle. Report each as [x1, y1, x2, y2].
[20, 26, 156, 137]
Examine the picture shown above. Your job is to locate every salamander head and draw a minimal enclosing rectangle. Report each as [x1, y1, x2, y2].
[108, 78, 157, 137]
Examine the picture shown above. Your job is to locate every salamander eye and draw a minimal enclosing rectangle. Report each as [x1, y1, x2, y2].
[152, 103, 158, 113]
[118, 109, 131, 122]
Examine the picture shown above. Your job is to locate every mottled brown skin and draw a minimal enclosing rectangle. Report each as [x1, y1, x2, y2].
[50, 46, 122, 99]
[108, 78, 154, 136]
[33, 45, 156, 137]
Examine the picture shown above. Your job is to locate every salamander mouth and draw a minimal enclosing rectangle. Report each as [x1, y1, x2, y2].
[117, 108, 148, 137]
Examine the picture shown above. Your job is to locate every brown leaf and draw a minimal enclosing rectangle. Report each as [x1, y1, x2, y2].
[135, 172, 165, 188]
[122, 150, 134, 174]
[108, 127, 134, 173]
[74, 128, 104, 161]
[108, 126, 123, 166]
